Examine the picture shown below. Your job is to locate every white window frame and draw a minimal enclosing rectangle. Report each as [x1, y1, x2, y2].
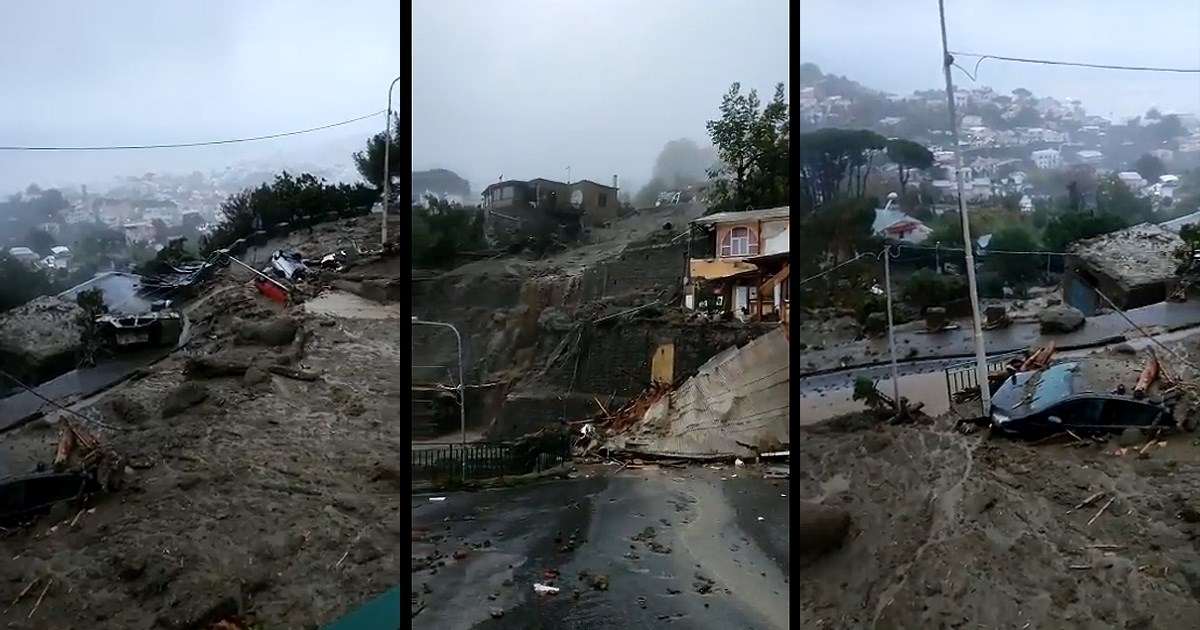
[720, 225, 759, 258]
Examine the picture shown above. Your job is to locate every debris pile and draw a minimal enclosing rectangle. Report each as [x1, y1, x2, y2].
[575, 382, 675, 452]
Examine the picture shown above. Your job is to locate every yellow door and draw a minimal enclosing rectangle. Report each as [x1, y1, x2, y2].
[651, 343, 675, 385]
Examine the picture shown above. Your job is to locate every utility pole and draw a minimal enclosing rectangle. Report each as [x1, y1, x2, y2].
[939, 0, 992, 412]
[883, 245, 901, 406]
[382, 76, 400, 247]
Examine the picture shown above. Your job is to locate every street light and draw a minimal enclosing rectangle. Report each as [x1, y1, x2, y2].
[411, 316, 466, 480]
[382, 76, 401, 247]
[881, 192, 901, 409]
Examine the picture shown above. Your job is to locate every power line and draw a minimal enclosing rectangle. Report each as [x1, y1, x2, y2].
[0, 367, 124, 432]
[949, 51, 1200, 75]
[0, 110, 387, 152]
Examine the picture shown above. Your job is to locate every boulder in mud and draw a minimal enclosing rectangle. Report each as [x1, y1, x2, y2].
[161, 382, 209, 418]
[104, 393, 150, 425]
[797, 501, 851, 563]
[1039, 305, 1085, 334]
[184, 353, 253, 379]
[234, 316, 298, 347]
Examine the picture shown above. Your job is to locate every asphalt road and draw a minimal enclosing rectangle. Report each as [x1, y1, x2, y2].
[411, 467, 790, 629]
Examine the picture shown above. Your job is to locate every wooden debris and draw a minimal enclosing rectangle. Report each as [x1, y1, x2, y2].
[27, 578, 51, 619]
[1087, 496, 1117, 526]
[1069, 491, 1106, 514]
[1134, 354, 1160, 398]
[266, 365, 319, 382]
[53, 426, 76, 471]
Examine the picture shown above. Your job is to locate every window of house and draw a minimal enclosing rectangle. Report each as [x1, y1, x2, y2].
[719, 226, 759, 257]
[499, 186, 512, 200]
[598, 193, 608, 208]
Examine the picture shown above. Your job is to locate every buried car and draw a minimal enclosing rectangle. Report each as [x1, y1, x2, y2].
[983, 361, 1178, 439]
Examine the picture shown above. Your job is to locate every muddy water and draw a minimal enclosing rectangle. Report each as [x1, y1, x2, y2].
[799, 326, 1200, 425]
[800, 370, 953, 425]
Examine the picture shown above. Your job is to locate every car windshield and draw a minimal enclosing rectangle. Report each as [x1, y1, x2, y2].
[1013, 361, 1079, 414]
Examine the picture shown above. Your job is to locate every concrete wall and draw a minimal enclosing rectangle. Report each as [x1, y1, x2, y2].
[578, 239, 688, 301]
[563, 320, 778, 399]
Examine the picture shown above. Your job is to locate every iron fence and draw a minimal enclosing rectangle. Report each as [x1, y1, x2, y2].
[411, 437, 571, 486]
[943, 350, 1026, 401]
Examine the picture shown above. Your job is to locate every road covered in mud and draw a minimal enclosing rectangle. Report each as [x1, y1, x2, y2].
[411, 467, 790, 629]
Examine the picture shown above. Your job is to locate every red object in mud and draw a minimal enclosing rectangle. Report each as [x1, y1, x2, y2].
[256, 278, 288, 304]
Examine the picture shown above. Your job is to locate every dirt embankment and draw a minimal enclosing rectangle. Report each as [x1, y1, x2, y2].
[799, 416, 1200, 629]
[0, 277, 404, 628]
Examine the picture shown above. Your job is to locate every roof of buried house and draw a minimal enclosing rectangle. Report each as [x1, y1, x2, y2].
[1068, 222, 1182, 290]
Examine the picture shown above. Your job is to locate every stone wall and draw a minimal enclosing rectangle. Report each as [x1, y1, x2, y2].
[564, 319, 778, 399]
[578, 239, 688, 302]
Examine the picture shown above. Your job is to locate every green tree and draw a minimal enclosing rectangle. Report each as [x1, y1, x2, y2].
[798, 128, 887, 211]
[705, 82, 789, 213]
[353, 112, 402, 191]
[412, 197, 486, 267]
[984, 226, 1043, 284]
[885, 138, 934, 191]
[1095, 174, 1153, 223]
[902, 269, 966, 311]
[1042, 212, 1128, 253]
[804, 197, 876, 264]
[24, 228, 57, 256]
[1134, 153, 1166, 184]
[0, 253, 53, 312]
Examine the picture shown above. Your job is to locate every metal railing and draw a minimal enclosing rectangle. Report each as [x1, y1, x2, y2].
[944, 350, 1025, 401]
[411, 438, 571, 486]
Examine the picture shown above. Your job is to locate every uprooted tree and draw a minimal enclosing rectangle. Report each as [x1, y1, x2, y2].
[75, 288, 109, 368]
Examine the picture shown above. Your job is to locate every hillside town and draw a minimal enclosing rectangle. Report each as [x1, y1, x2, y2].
[800, 62, 1200, 219]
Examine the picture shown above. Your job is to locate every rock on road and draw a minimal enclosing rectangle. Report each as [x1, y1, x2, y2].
[411, 467, 790, 629]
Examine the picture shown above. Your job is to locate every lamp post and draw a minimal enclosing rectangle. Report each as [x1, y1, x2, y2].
[411, 316, 466, 480]
[382, 76, 400, 247]
[881, 192, 901, 408]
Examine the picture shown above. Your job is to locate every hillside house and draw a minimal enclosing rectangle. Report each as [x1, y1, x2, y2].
[1062, 223, 1181, 315]
[685, 206, 789, 322]
[482, 177, 620, 241]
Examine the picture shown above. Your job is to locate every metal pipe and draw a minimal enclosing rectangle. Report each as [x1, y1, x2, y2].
[412, 317, 466, 480]
[223, 253, 290, 294]
[939, 0, 991, 414]
[382, 76, 401, 247]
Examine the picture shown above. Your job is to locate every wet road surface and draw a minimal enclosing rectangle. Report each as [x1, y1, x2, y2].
[411, 468, 790, 629]
[800, 299, 1200, 376]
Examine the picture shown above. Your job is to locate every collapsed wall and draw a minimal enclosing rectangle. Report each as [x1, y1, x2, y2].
[410, 231, 780, 440]
[605, 326, 790, 459]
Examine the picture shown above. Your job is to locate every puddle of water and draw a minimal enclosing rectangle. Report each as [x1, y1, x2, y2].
[800, 371, 952, 425]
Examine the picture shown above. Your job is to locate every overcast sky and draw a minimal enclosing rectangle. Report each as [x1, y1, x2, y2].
[411, 0, 789, 196]
[801, 0, 1200, 121]
[0, 0, 400, 192]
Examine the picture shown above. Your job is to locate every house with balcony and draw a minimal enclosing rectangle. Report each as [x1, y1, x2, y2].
[684, 206, 789, 323]
[482, 176, 620, 243]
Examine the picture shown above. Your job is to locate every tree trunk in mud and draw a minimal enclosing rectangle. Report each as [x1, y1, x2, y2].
[797, 501, 852, 562]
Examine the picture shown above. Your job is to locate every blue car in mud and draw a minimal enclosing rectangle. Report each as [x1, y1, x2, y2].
[985, 361, 1178, 439]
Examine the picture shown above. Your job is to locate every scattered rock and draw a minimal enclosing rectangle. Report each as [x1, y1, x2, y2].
[590, 573, 609, 591]
[1117, 428, 1144, 448]
[234, 316, 299, 347]
[1039, 305, 1085, 334]
[105, 394, 150, 424]
[243, 365, 270, 386]
[797, 502, 851, 563]
[161, 382, 210, 418]
[184, 353, 253, 379]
